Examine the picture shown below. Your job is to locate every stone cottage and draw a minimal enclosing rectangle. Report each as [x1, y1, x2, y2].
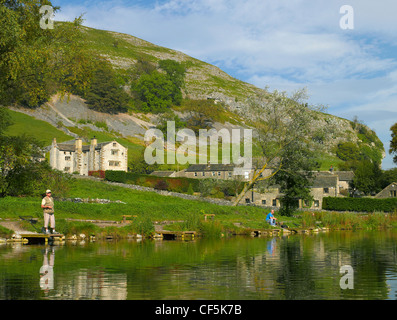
[375, 182, 397, 199]
[237, 171, 349, 209]
[49, 137, 128, 175]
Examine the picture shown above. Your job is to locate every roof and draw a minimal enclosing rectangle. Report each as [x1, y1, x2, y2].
[186, 164, 237, 172]
[150, 171, 176, 177]
[375, 182, 397, 198]
[334, 171, 354, 181]
[56, 140, 120, 152]
[311, 173, 338, 188]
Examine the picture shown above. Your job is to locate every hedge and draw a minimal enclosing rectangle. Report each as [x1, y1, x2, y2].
[322, 197, 397, 213]
[105, 170, 200, 193]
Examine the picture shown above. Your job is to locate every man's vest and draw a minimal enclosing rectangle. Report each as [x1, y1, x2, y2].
[43, 196, 54, 214]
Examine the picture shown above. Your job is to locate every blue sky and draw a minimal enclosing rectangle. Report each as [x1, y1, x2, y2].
[52, 0, 397, 169]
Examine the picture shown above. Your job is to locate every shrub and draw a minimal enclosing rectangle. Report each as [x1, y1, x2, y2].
[154, 179, 168, 190]
[322, 197, 397, 212]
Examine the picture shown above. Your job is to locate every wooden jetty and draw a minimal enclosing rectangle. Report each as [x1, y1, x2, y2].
[20, 233, 64, 245]
[158, 231, 196, 241]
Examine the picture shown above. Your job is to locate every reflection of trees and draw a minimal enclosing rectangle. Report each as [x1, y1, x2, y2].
[1, 232, 397, 299]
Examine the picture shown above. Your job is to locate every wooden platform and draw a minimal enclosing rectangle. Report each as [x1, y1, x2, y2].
[20, 233, 64, 245]
[158, 231, 196, 240]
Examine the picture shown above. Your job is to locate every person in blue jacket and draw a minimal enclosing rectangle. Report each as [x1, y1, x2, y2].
[266, 209, 277, 226]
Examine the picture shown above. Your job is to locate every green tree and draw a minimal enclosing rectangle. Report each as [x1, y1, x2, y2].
[158, 59, 186, 105]
[336, 142, 361, 161]
[379, 168, 397, 189]
[390, 123, 397, 165]
[0, 134, 44, 197]
[84, 62, 130, 114]
[351, 160, 382, 196]
[274, 146, 317, 216]
[134, 71, 176, 113]
[158, 59, 186, 89]
[233, 89, 323, 206]
[0, 1, 96, 107]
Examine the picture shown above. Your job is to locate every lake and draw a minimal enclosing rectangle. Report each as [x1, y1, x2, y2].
[1, 230, 397, 300]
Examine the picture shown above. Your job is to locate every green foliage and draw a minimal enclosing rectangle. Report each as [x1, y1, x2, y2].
[380, 168, 397, 189]
[105, 170, 201, 194]
[156, 113, 186, 139]
[322, 197, 397, 213]
[350, 160, 383, 195]
[274, 136, 318, 216]
[83, 62, 130, 114]
[131, 59, 186, 113]
[158, 59, 186, 89]
[0, 1, 97, 107]
[134, 71, 176, 113]
[336, 142, 361, 161]
[390, 123, 397, 164]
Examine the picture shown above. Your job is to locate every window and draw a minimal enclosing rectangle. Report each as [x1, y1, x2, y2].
[194, 172, 198, 177]
[323, 187, 329, 194]
[212, 172, 216, 176]
[109, 161, 120, 167]
[64, 167, 70, 172]
[65, 156, 71, 161]
[391, 190, 397, 198]
[314, 200, 320, 207]
[202, 172, 205, 177]
[228, 172, 232, 178]
[245, 198, 251, 204]
[272, 199, 277, 207]
[113, 143, 117, 147]
[244, 171, 249, 179]
[218, 172, 221, 176]
[262, 200, 267, 205]
[111, 149, 119, 156]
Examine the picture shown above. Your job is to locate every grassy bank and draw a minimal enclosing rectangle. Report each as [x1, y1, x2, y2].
[1, 177, 396, 239]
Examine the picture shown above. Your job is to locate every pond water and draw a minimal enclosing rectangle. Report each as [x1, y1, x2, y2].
[1, 230, 397, 300]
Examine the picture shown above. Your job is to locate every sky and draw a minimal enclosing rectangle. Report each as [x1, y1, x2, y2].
[52, 0, 397, 169]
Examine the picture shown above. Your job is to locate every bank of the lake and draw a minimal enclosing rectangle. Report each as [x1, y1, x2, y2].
[1, 177, 397, 241]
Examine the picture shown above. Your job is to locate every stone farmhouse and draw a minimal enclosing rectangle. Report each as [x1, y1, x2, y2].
[150, 164, 354, 210]
[237, 171, 354, 210]
[375, 182, 397, 199]
[49, 137, 128, 175]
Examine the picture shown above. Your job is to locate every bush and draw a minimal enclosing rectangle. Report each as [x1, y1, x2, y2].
[105, 170, 200, 194]
[322, 197, 397, 212]
[89, 170, 106, 179]
[154, 179, 168, 190]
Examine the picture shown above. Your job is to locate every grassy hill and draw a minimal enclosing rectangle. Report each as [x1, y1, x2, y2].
[5, 24, 385, 170]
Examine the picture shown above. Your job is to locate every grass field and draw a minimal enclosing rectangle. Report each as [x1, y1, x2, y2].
[1, 177, 395, 239]
[5, 109, 73, 146]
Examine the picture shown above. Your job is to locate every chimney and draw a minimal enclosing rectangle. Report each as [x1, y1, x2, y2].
[75, 138, 82, 152]
[91, 136, 97, 148]
[52, 138, 57, 147]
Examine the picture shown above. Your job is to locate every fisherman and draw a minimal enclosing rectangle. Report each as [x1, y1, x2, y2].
[41, 190, 57, 234]
[266, 209, 277, 226]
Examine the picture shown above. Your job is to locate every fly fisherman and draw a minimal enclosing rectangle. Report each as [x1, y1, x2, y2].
[41, 190, 57, 234]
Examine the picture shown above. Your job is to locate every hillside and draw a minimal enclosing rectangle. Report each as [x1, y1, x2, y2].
[5, 25, 385, 170]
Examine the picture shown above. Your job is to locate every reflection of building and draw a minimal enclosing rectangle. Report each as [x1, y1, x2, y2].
[47, 270, 128, 300]
[49, 137, 128, 176]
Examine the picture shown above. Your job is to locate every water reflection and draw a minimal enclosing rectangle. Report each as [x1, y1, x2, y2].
[0, 231, 397, 300]
[40, 247, 55, 292]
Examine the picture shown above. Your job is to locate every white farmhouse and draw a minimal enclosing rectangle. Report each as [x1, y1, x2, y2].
[49, 137, 128, 175]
